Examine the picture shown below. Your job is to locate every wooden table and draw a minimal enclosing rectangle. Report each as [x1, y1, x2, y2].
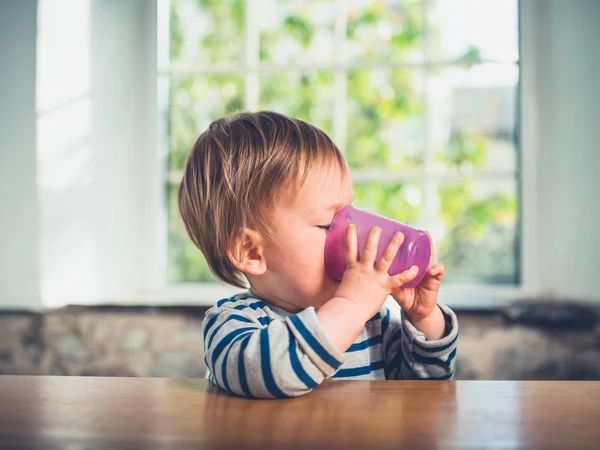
[0, 376, 599, 449]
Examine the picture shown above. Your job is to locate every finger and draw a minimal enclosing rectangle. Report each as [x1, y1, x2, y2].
[425, 231, 435, 267]
[391, 265, 419, 288]
[375, 231, 404, 273]
[428, 263, 445, 280]
[392, 290, 413, 311]
[345, 224, 358, 266]
[360, 227, 381, 266]
[419, 264, 445, 290]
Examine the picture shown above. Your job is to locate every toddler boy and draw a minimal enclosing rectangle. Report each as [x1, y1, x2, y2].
[178, 111, 458, 398]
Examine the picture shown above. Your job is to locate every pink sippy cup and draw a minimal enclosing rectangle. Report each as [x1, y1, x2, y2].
[324, 205, 432, 289]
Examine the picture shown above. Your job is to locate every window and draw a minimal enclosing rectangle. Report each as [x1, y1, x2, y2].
[163, 0, 520, 287]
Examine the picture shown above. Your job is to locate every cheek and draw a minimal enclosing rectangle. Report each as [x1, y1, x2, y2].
[285, 231, 327, 270]
[301, 231, 327, 256]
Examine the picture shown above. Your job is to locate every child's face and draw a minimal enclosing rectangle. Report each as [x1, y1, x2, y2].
[251, 163, 353, 313]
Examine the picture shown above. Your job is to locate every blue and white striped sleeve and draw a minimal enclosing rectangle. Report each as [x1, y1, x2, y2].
[381, 303, 458, 380]
[202, 305, 345, 399]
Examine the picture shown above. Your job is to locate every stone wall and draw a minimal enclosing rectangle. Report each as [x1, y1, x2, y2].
[456, 306, 600, 380]
[1, 304, 599, 380]
[0, 307, 207, 378]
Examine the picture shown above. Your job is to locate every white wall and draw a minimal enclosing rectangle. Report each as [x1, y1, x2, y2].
[0, 0, 161, 310]
[0, 0, 41, 309]
[526, 0, 600, 301]
[36, 0, 160, 308]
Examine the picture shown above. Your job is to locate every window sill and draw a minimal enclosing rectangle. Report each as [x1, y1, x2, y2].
[104, 282, 531, 312]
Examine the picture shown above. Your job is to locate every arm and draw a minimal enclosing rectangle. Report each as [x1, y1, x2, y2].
[203, 226, 421, 398]
[318, 225, 420, 354]
[387, 232, 458, 378]
[382, 303, 458, 380]
[202, 305, 345, 399]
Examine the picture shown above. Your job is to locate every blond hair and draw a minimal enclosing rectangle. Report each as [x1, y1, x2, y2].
[178, 111, 346, 288]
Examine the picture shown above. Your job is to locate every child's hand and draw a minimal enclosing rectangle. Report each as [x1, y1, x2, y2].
[390, 232, 447, 339]
[334, 225, 419, 321]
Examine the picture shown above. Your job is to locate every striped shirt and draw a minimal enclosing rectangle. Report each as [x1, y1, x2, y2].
[202, 291, 459, 399]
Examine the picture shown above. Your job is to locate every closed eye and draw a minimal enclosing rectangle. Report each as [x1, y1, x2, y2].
[317, 225, 331, 230]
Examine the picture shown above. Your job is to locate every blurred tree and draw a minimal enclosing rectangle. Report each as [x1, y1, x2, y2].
[167, 0, 518, 285]
[259, 71, 334, 135]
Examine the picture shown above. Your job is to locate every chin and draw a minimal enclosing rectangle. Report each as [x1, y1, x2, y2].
[322, 281, 340, 298]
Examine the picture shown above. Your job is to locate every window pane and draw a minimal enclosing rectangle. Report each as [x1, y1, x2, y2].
[347, 69, 424, 169]
[167, 183, 215, 283]
[168, 75, 244, 171]
[347, 0, 424, 63]
[170, 0, 245, 66]
[429, 64, 519, 173]
[353, 181, 423, 226]
[436, 179, 518, 283]
[259, 71, 334, 135]
[259, 0, 335, 64]
[430, 0, 519, 63]
[165, 0, 521, 286]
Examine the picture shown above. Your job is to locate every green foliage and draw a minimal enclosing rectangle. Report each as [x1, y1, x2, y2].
[459, 45, 483, 67]
[283, 16, 313, 47]
[259, 0, 335, 63]
[167, 184, 214, 283]
[347, 69, 423, 169]
[347, 1, 423, 59]
[260, 71, 334, 135]
[353, 182, 422, 225]
[438, 180, 518, 282]
[166, 0, 519, 284]
[170, 0, 245, 65]
[169, 75, 244, 171]
[438, 131, 489, 168]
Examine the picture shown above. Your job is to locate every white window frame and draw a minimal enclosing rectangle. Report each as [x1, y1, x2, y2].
[136, 0, 540, 309]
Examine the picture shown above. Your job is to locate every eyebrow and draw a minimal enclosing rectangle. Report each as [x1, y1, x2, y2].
[324, 194, 355, 211]
[324, 202, 345, 211]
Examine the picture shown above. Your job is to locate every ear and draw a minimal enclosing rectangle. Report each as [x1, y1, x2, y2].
[227, 228, 267, 276]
